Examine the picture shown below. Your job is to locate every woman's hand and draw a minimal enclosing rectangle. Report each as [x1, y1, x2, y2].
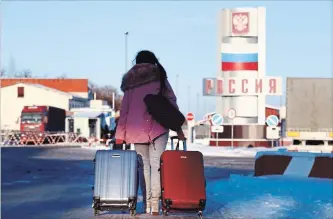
[177, 129, 186, 140]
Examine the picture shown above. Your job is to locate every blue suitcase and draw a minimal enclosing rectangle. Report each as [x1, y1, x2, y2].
[92, 144, 138, 216]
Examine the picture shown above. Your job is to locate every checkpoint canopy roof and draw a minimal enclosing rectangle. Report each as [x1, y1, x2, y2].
[72, 112, 104, 119]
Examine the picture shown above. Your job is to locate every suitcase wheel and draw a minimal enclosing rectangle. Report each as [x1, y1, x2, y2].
[198, 211, 203, 219]
[128, 197, 137, 210]
[130, 209, 136, 216]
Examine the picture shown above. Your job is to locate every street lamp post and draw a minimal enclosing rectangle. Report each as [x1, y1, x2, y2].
[0, 75, 2, 143]
[187, 85, 190, 113]
[125, 32, 129, 72]
[175, 74, 179, 97]
[196, 92, 199, 118]
[0, 12, 2, 143]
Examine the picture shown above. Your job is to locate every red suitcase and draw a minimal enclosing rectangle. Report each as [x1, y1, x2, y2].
[159, 136, 206, 218]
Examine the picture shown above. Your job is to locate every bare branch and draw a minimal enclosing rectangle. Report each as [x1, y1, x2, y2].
[15, 69, 32, 78]
[0, 69, 5, 77]
[58, 73, 67, 79]
[89, 81, 123, 111]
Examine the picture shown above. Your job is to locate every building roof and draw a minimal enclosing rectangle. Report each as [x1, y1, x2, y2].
[265, 104, 281, 110]
[0, 78, 88, 93]
[72, 112, 103, 118]
[30, 83, 73, 96]
[2, 82, 88, 101]
[6, 82, 73, 97]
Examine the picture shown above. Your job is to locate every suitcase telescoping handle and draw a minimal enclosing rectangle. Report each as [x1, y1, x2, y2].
[109, 139, 127, 150]
[170, 136, 187, 151]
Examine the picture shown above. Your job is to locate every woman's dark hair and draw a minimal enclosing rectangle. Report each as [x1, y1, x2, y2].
[135, 50, 167, 93]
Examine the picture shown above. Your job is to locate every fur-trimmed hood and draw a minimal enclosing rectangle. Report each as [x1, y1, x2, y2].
[120, 63, 161, 92]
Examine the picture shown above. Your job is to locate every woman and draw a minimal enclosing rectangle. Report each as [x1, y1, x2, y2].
[115, 50, 185, 215]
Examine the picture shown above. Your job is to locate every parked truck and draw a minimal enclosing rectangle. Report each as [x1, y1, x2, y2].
[286, 78, 333, 146]
[20, 105, 66, 144]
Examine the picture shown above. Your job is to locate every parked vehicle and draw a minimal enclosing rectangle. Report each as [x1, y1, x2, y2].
[20, 105, 66, 144]
[285, 78, 333, 146]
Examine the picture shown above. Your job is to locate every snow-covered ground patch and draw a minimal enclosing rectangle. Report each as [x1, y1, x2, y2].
[81, 139, 332, 158]
[81, 144, 110, 150]
[166, 142, 284, 158]
[207, 175, 333, 219]
[288, 145, 333, 153]
[82, 142, 284, 158]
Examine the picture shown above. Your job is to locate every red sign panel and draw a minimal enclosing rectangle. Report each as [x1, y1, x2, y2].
[186, 112, 194, 121]
[232, 12, 249, 35]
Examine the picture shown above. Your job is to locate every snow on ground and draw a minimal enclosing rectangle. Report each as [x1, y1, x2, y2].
[166, 143, 284, 158]
[83, 142, 284, 158]
[2, 147, 332, 219]
[1, 147, 252, 219]
[288, 145, 333, 153]
[207, 175, 333, 219]
[83, 137, 333, 158]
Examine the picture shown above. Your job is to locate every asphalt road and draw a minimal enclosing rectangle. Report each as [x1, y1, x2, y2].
[1, 146, 255, 219]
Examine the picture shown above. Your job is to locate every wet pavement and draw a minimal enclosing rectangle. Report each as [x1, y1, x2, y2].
[1, 146, 255, 219]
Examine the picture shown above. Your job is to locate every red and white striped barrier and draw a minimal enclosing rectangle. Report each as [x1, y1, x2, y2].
[254, 150, 333, 179]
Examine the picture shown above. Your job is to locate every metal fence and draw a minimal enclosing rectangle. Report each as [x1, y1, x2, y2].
[0, 130, 90, 146]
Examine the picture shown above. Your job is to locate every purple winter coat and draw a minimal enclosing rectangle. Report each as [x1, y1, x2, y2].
[115, 63, 178, 144]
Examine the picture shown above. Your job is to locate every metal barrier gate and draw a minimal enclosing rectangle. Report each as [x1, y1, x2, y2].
[0, 130, 89, 146]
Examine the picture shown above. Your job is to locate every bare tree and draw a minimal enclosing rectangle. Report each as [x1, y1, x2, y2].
[15, 69, 32, 78]
[8, 56, 16, 77]
[88, 81, 97, 90]
[0, 69, 5, 77]
[58, 73, 67, 79]
[22, 69, 32, 78]
[89, 81, 123, 111]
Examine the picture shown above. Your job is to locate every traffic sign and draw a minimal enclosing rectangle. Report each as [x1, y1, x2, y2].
[228, 109, 236, 119]
[211, 113, 223, 126]
[266, 115, 279, 127]
[186, 112, 194, 121]
[211, 125, 224, 133]
[266, 126, 280, 139]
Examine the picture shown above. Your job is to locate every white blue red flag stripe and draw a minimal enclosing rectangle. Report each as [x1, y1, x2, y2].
[221, 53, 258, 71]
[221, 53, 258, 62]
